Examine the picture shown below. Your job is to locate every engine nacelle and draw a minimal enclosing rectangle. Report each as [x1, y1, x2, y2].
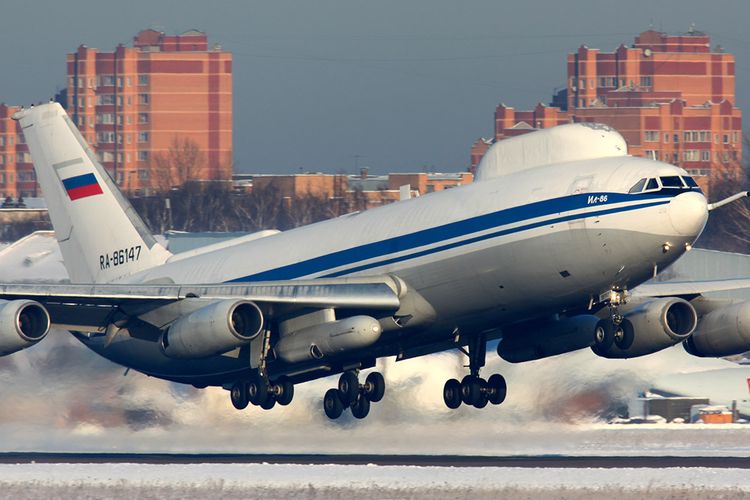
[160, 300, 263, 359]
[275, 315, 382, 364]
[0, 299, 51, 356]
[594, 297, 697, 359]
[497, 315, 599, 363]
[684, 301, 750, 357]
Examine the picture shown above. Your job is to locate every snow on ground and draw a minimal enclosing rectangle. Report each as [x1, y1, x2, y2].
[0, 463, 749, 499]
[0, 233, 749, 458]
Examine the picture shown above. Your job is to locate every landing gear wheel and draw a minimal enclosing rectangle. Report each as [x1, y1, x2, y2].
[461, 375, 482, 406]
[324, 388, 344, 419]
[350, 393, 371, 419]
[443, 378, 462, 409]
[247, 379, 268, 406]
[364, 372, 385, 402]
[473, 389, 489, 409]
[276, 380, 294, 406]
[338, 371, 359, 406]
[592, 319, 616, 355]
[230, 382, 248, 410]
[260, 395, 276, 410]
[487, 374, 507, 405]
[614, 318, 635, 350]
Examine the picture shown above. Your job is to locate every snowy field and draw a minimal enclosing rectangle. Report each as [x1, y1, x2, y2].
[1, 463, 749, 499]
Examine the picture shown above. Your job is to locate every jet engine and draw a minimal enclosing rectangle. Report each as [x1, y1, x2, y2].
[160, 300, 264, 359]
[684, 301, 750, 357]
[593, 297, 697, 359]
[497, 314, 599, 363]
[0, 299, 51, 356]
[275, 315, 382, 364]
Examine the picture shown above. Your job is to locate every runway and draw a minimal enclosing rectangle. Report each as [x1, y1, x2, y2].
[1, 453, 749, 468]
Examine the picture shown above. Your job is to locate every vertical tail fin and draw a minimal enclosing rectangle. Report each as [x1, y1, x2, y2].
[13, 102, 171, 283]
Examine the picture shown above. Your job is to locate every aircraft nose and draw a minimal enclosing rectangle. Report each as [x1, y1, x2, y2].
[667, 191, 708, 237]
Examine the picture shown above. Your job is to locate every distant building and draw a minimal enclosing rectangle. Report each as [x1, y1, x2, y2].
[0, 104, 35, 199]
[234, 170, 474, 209]
[471, 29, 743, 191]
[66, 29, 232, 195]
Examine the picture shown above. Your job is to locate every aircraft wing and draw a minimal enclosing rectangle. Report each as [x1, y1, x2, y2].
[0, 277, 403, 332]
[631, 278, 750, 299]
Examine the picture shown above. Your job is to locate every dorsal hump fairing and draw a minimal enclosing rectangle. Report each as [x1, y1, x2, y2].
[13, 103, 172, 284]
[475, 123, 628, 182]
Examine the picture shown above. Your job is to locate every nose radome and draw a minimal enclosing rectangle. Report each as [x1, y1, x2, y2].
[668, 191, 709, 237]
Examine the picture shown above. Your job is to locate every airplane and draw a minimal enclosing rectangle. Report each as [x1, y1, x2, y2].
[1, 101, 750, 421]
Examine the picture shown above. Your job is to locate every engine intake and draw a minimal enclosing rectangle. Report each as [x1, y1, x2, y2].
[593, 297, 697, 359]
[0, 299, 51, 356]
[685, 301, 750, 357]
[161, 300, 263, 359]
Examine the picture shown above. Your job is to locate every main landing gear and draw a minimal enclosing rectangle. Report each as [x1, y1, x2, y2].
[323, 370, 386, 420]
[591, 289, 634, 355]
[229, 377, 295, 411]
[443, 334, 507, 410]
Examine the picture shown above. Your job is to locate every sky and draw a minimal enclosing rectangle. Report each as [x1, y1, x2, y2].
[1, 0, 749, 174]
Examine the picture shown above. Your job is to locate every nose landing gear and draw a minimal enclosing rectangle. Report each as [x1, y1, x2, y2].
[443, 333, 507, 410]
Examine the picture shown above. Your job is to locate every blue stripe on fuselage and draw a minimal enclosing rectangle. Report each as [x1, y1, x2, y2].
[230, 192, 674, 282]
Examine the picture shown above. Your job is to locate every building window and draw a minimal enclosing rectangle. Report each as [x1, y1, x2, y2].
[101, 75, 115, 86]
[138, 94, 150, 105]
[97, 113, 115, 124]
[714, 134, 719, 144]
[699, 131, 708, 142]
[664, 133, 669, 143]
[672, 153, 678, 163]
[640, 76, 652, 87]
[691, 131, 699, 142]
[733, 131, 738, 144]
[138, 151, 149, 162]
[138, 132, 149, 143]
[138, 75, 149, 86]
[138, 113, 149, 124]
[127, 134, 132, 144]
[138, 169, 150, 180]
[579, 79, 585, 90]
[723, 134, 729, 144]
[599, 77, 606, 88]
[117, 77, 123, 88]
[0, 137, 4, 146]
[644, 131, 658, 142]
[701, 150, 710, 162]
[683, 150, 699, 161]
[684, 132, 690, 143]
[97, 94, 115, 105]
[96, 132, 115, 143]
[645, 150, 658, 160]
[117, 96, 123, 107]
[673, 134, 679, 144]
[126, 77, 132, 87]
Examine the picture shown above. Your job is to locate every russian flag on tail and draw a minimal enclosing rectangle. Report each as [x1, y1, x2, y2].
[62, 173, 103, 201]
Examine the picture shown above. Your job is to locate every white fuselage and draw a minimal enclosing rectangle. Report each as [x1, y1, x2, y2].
[87, 155, 709, 383]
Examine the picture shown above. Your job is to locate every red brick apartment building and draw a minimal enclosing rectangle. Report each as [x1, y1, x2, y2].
[471, 29, 742, 189]
[67, 29, 232, 195]
[0, 104, 34, 199]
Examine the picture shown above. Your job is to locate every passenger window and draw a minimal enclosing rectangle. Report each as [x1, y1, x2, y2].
[628, 178, 647, 193]
[645, 178, 659, 191]
[660, 176, 685, 188]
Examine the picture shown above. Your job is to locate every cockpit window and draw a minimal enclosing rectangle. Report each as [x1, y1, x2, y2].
[682, 176, 699, 188]
[645, 178, 660, 191]
[659, 176, 685, 188]
[628, 178, 647, 193]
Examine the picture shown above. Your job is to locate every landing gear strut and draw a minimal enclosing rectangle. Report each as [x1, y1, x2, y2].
[323, 370, 386, 420]
[443, 334, 507, 410]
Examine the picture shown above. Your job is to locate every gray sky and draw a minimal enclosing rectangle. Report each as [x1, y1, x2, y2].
[1, 0, 748, 174]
